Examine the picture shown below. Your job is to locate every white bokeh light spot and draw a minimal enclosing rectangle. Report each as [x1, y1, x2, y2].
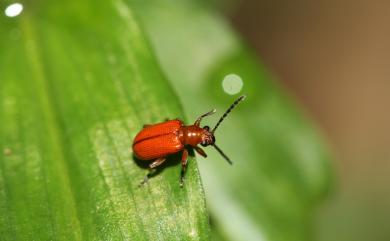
[5, 3, 23, 17]
[222, 74, 243, 95]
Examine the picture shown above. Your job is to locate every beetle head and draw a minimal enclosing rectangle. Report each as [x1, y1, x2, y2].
[200, 125, 215, 147]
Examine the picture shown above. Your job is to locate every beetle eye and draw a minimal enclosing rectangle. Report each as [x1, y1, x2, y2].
[201, 141, 207, 147]
[203, 125, 210, 131]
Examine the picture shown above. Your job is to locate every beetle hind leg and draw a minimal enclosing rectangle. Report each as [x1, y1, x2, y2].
[149, 157, 166, 169]
[138, 157, 166, 187]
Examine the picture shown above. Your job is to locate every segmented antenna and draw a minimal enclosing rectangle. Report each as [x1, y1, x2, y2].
[212, 95, 246, 133]
[213, 143, 233, 165]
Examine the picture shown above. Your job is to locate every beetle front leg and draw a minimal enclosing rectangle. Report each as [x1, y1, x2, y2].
[139, 157, 166, 187]
[194, 146, 207, 158]
[180, 149, 189, 187]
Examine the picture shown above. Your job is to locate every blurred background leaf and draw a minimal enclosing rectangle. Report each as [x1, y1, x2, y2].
[220, 1, 390, 241]
[0, 0, 210, 240]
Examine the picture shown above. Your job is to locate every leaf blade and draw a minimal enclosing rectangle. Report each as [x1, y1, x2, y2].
[0, 1, 210, 240]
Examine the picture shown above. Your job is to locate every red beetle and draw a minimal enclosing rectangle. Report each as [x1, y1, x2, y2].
[133, 95, 246, 186]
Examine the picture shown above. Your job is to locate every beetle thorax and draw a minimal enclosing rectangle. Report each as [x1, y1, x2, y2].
[179, 125, 214, 147]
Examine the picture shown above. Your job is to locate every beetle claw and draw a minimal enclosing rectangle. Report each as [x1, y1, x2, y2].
[138, 175, 149, 188]
[180, 177, 185, 187]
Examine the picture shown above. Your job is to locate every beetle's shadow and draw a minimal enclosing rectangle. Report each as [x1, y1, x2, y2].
[133, 152, 181, 181]
[132, 148, 195, 182]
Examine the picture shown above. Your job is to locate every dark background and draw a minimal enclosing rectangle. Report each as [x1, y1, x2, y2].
[225, 1, 390, 241]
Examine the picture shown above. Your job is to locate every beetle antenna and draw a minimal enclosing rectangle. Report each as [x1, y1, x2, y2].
[212, 95, 246, 133]
[213, 143, 233, 165]
[195, 109, 216, 126]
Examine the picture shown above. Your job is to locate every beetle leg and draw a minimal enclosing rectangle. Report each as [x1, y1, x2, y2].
[139, 170, 154, 187]
[149, 157, 166, 169]
[143, 124, 152, 128]
[180, 149, 189, 187]
[194, 146, 207, 158]
[139, 157, 166, 187]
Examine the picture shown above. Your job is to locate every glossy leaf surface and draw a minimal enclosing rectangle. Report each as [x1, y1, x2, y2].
[0, 0, 209, 240]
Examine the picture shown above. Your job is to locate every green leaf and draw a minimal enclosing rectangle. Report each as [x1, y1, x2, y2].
[0, 0, 210, 240]
[131, 1, 332, 241]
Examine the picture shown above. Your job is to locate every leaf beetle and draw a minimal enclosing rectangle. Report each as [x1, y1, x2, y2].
[132, 95, 246, 186]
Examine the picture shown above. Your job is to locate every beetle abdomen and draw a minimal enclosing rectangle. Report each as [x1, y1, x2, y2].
[133, 133, 183, 160]
[133, 120, 182, 143]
